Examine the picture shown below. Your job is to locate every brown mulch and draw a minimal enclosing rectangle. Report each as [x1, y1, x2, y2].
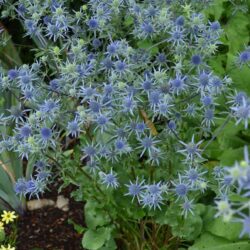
[16, 182, 85, 250]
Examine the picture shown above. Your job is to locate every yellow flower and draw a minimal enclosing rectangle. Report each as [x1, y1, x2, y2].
[0, 221, 4, 230]
[0, 244, 15, 250]
[1, 211, 17, 224]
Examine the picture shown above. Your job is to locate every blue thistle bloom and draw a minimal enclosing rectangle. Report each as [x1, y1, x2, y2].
[80, 86, 98, 101]
[114, 60, 128, 75]
[213, 166, 225, 178]
[154, 100, 173, 118]
[202, 108, 215, 127]
[19, 124, 32, 138]
[40, 127, 52, 141]
[178, 135, 203, 162]
[49, 79, 60, 91]
[122, 96, 136, 114]
[185, 104, 197, 117]
[139, 191, 163, 210]
[141, 78, 153, 92]
[106, 41, 120, 57]
[183, 166, 207, 188]
[149, 90, 162, 111]
[191, 54, 202, 66]
[170, 74, 187, 95]
[114, 139, 131, 154]
[175, 16, 185, 26]
[46, 23, 64, 41]
[82, 143, 98, 162]
[7, 105, 27, 123]
[35, 160, 47, 170]
[156, 53, 167, 64]
[88, 100, 102, 113]
[103, 83, 114, 96]
[101, 57, 114, 71]
[35, 169, 51, 181]
[236, 49, 250, 67]
[197, 70, 212, 91]
[8, 69, 19, 80]
[227, 91, 247, 106]
[138, 136, 159, 157]
[24, 19, 39, 36]
[87, 18, 99, 30]
[181, 199, 194, 218]
[16, 143, 31, 160]
[209, 21, 221, 31]
[140, 22, 155, 38]
[173, 175, 189, 200]
[167, 120, 176, 130]
[136, 122, 146, 135]
[168, 27, 185, 46]
[231, 98, 250, 129]
[99, 169, 119, 189]
[40, 99, 60, 114]
[125, 178, 145, 202]
[201, 95, 214, 107]
[95, 114, 110, 132]
[14, 178, 27, 196]
[146, 182, 162, 197]
[114, 127, 128, 139]
[67, 119, 81, 137]
[92, 38, 102, 49]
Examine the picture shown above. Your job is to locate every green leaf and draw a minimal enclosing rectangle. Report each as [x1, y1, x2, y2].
[227, 53, 250, 96]
[137, 40, 159, 55]
[203, 0, 226, 20]
[218, 147, 244, 165]
[68, 219, 86, 234]
[99, 238, 117, 250]
[82, 227, 111, 250]
[224, 13, 249, 54]
[205, 217, 244, 241]
[85, 201, 110, 230]
[0, 229, 5, 242]
[189, 232, 230, 250]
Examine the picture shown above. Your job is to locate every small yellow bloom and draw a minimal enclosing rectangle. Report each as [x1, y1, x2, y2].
[0, 244, 15, 250]
[0, 221, 4, 230]
[1, 211, 17, 224]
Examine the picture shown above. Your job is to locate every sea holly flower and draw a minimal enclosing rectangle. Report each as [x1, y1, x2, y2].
[137, 135, 160, 158]
[125, 178, 145, 202]
[67, 119, 82, 137]
[231, 97, 250, 129]
[236, 48, 250, 68]
[181, 199, 194, 218]
[99, 169, 119, 189]
[178, 135, 203, 162]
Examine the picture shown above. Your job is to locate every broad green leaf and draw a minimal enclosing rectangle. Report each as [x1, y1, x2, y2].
[205, 217, 244, 241]
[203, 0, 226, 20]
[137, 40, 159, 55]
[82, 227, 111, 250]
[224, 13, 249, 54]
[0, 229, 5, 242]
[85, 200, 110, 230]
[227, 53, 250, 95]
[218, 147, 244, 165]
[99, 238, 117, 250]
[189, 232, 230, 250]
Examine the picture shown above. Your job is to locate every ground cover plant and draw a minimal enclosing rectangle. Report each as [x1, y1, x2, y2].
[0, 0, 250, 249]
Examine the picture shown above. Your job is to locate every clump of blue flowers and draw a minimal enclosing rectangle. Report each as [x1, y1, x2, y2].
[0, 0, 250, 248]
